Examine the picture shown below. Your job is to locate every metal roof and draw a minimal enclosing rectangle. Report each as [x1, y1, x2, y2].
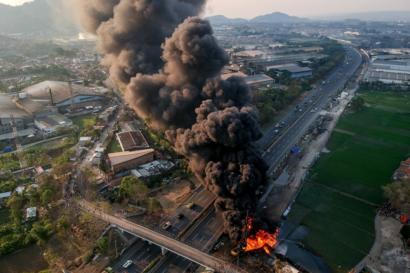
[108, 149, 155, 166]
[23, 81, 104, 104]
[0, 94, 30, 119]
[0, 191, 12, 199]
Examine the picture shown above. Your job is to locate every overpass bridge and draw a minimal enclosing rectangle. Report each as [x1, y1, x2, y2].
[78, 200, 247, 273]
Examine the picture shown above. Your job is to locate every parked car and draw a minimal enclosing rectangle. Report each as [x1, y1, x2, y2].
[122, 260, 133, 268]
[161, 221, 172, 230]
[185, 202, 195, 209]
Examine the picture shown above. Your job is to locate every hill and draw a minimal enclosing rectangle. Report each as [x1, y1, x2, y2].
[207, 12, 305, 25]
[318, 11, 410, 22]
[206, 15, 247, 25]
[251, 12, 306, 23]
[0, 0, 77, 35]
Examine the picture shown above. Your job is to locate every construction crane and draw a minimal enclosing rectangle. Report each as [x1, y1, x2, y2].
[10, 114, 26, 168]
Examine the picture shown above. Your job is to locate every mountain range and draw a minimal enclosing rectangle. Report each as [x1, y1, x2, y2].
[0, 0, 409, 35]
[0, 0, 77, 35]
[317, 11, 410, 22]
[207, 11, 410, 25]
[207, 12, 306, 25]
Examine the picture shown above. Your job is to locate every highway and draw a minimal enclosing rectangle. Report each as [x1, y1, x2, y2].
[111, 186, 216, 273]
[78, 200, 247, 273]
[148, 207, 225, 273]
[106, 46, 363, 273]
[259, 46, 363, 175]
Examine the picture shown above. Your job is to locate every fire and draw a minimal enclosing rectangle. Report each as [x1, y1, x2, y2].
[243, 217, 279, 255]
[244, 228, 279, 254]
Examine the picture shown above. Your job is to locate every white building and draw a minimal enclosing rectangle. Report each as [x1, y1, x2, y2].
[34, 114, 73, 134]
[26, 207, 37, 220]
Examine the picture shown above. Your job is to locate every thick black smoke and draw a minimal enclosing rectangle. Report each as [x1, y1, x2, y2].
[76, 0, 206, 84]
[126, 17, 228, 128]
[76, 0, 268, 243]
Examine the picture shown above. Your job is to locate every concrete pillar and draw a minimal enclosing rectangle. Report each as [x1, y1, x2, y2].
[161, 247, 168, 256]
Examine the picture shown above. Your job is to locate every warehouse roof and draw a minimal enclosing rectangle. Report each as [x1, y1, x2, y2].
[116, 130, 149, 151]
[244, 74, 274, 85]
[108, 149, 155, 166]
[0, 191, 12, 199]
[221, 71, 247, 80]
[0, 95, 30, 119]
[23, 81, 104, 104]
[267, 63, 312, 73]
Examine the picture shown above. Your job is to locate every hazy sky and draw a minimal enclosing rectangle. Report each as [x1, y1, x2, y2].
[0, 0, 31, 6]
[1, 0, 409, 17]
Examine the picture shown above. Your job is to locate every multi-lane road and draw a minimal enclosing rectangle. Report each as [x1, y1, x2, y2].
[110, 186, 216, 272]
[79, 200, 246, 273]
[259, 46, 363, 175]
[109, 46, 363, 273]
[148, 208, 224, 273]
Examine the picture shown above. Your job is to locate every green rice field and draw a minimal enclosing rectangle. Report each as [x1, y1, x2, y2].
[288, 91, 410, 272]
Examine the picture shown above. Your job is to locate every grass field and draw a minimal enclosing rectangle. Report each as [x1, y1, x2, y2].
[71, 115, 97, 130]
[107, 137, 122, 153]
[288, 91, 410, 272]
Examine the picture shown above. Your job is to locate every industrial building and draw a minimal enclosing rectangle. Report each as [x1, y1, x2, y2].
[244, 74, 274, 90]
[266, 64, 313, 79]
[34, 114, 73, 135]
[365, 59, 410, 84]
[0, 94, 32, 137]
[0, 81, 110, 141]
[131, 160, 175, 178]
[20, 81, 109, 113]
[116, 130, 150, 152]
[221, 71, 247, 81]
[108, 149, 155, 173]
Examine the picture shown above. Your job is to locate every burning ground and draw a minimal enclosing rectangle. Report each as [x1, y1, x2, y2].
[75, 0, 274, 244]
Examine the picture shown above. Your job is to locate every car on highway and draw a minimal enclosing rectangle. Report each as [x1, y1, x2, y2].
[161, 221, 172, 230]
[185, 202, 195, 209]
[122, 260, 133, 269]
[177, 213, 184, 219]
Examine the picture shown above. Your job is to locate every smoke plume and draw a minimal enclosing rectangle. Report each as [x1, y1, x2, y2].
[76, 0, 206, 83]
[76, 0, 268, 243]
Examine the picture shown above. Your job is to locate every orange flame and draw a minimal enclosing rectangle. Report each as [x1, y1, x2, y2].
[243, 229, 279, 254]
[243, 217, 279, 255]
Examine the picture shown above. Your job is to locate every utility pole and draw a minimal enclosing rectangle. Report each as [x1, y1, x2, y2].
[48, 87, 54, 106]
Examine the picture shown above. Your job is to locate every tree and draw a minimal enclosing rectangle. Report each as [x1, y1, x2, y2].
[26, 187, 40, 207]
[146, 198, 163, 214]
[6, 194, 24, 224]
[96, 236, 108, 254]
[56, 216, 69, 235]
[52, 162, 72, 179]
[384, 181, 410, 212]
[41, 189, 54, 206]
[0, 179, 17, 192]
[119, 176, 148, 201]
[23, 148, 48, 166]
[351, 96, 365, 112]
[0, 153, 20, 172]
[29, 220, 54, 245]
